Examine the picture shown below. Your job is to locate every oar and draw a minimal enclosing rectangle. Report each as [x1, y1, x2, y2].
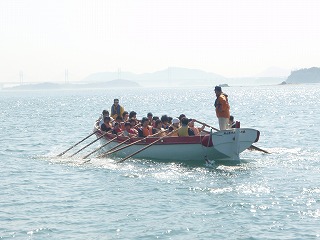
[118, 129, 178, 163]
[194, 119, 219, 131]
[82, 124, 141, 163]
[82, 135, 118, 160]
[82, 135, 123, 164]
[247, 145, 270, 154]
[69, 131, 109, 157]
[194, 119, 270, 154]
[98, 131, 163, 158]
[96, 137, 131, 158]
[57, 130, 98, 157]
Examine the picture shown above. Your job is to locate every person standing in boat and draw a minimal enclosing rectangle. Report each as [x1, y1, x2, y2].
[111, 99, 124, 119]
[214, 86, 230, 130]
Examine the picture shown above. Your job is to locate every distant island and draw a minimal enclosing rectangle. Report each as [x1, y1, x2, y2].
[83, 67, 225, 87]
[82, 67, 288, 87]
[286, 67, 320, 83]
[2, 66, 299, 90]
[4, 79, 140, 90]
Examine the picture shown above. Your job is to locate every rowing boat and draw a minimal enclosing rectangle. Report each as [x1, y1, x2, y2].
[93, 124, 260, 164]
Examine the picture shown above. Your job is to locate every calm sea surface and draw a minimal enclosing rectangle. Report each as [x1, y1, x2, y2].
[0, 84, 319, 239]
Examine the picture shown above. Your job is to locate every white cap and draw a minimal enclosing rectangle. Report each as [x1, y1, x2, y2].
[172, 118, 180, 124]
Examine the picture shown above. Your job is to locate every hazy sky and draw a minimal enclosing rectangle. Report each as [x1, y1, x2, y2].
[1, 0, 320, 82]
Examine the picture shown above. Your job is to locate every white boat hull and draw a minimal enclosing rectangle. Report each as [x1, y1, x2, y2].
[96, 128, 260, 164]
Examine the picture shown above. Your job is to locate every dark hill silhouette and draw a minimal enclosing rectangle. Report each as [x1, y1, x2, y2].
[287, 67, 320, 83]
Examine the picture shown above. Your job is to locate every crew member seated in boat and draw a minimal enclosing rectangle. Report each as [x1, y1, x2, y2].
[101, 116, 112, 133]
[122, 122, 138, 138]
[152, 116, 160, 127]
[228, 115, 236, 128]
[178, 114, 186, 121]
[178, 117, 195, 136]
[161, 115, 170, 129]
[111, 99, 125, 119]
[129, 111, 139, 125]
[188, 119, 205, 136]
[112, 122, 122, 135]
[129, 111, 137, 120]
[147, 112, 153, 126]
[168, 118, 180, 136]
[138, 117, 153, 137]
[152, 119, 166, 137]
[129, 118, 139, 130]
[122, 111, 129, 122]
[114, 115, 125, 130]
[98, 110, 112, 128]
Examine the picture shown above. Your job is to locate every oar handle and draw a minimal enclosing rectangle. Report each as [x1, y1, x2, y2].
[193, 119, 219, 131]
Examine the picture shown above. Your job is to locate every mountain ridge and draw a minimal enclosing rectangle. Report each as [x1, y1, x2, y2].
[82, 67, 226, 87]
[81, 66, 292, 86]
[286, 67, 320, 83]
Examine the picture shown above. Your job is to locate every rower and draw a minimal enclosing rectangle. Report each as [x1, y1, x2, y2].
[178, 117, 195, 136]
[168, 118, 180, 136]
[101, 116, 112, 133]
[138, 117, 153, 137]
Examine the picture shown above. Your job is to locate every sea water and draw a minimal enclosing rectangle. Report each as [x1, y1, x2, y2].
[0, 84, 319, 239]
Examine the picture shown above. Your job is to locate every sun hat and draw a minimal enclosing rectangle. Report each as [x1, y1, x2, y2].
[172, 118, 180, 124]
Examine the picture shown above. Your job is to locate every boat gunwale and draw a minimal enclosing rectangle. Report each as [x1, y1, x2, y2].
[96, 131, 206, 145]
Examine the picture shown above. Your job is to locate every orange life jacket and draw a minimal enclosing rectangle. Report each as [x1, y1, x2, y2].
[215, 93, 230, 118]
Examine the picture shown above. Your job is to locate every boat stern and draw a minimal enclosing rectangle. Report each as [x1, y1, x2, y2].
[210, 128, 260, 160]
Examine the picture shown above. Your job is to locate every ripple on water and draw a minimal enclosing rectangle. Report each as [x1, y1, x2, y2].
[1, 86, 320, 239]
